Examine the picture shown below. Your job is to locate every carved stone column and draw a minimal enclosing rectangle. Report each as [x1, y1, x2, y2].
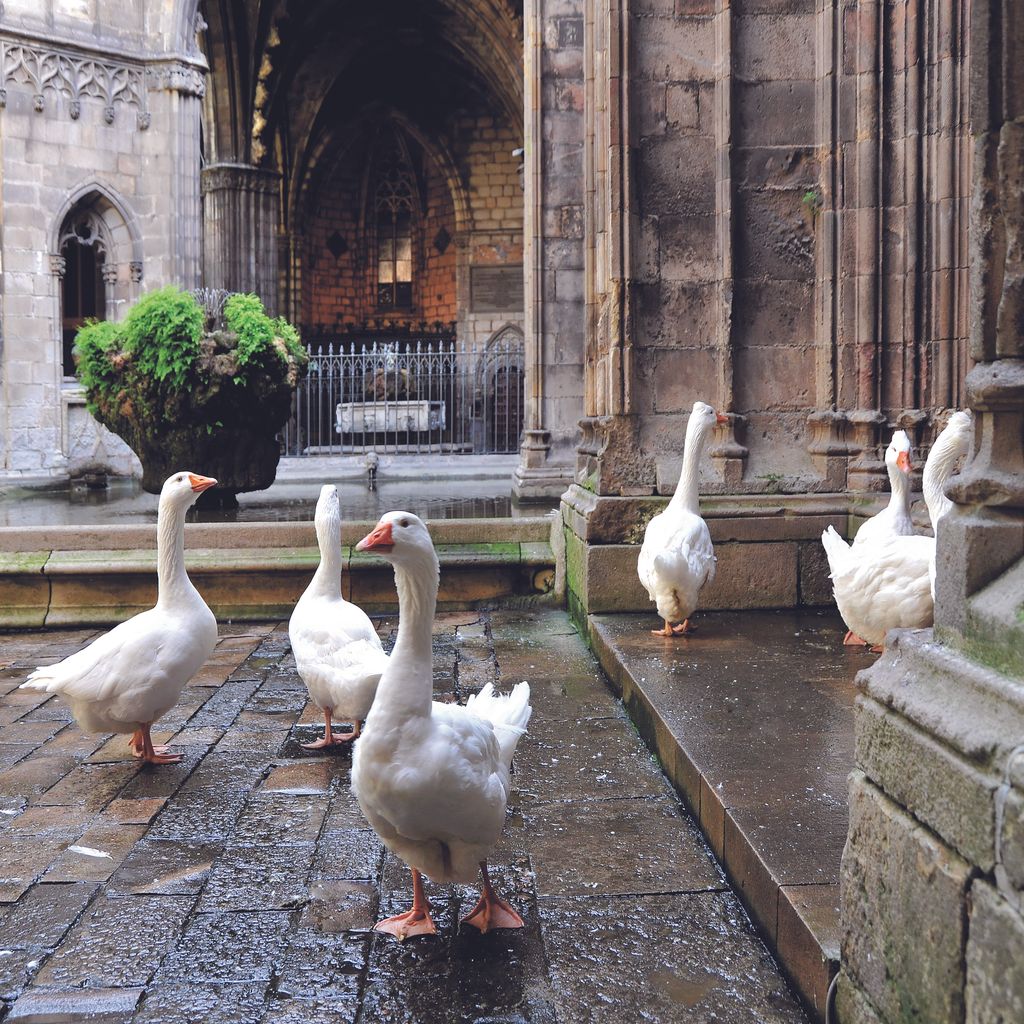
[513, 0, 585, 501]
[201, 163, 282, 312]
[837, 2, 1024, 1021]
[147, 60, 207, 291]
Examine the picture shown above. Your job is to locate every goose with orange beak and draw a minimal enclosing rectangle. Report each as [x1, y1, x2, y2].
[638, 401, 727, 637]
[350, 511, 532, 940]
[21, 471, 220, 764]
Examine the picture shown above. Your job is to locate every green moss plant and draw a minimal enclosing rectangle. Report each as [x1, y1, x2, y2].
[73, 287, 308, 500]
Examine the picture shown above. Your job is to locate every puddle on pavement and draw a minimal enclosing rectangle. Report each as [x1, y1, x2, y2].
[648, 967, 719, 1007]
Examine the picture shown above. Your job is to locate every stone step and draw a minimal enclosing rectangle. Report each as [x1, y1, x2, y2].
[587, 610, 872, 1023]
[0, 518, 557, 626]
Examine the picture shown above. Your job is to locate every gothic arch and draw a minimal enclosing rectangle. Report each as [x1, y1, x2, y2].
[50, 181, 143, 270]
[50, 184, 144, 381]
[290, 109, 472, 240]
[477, 324, 525, 453]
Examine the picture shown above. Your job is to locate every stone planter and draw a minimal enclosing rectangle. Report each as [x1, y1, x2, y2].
[74, 289, 307, 505]
[129, 425, 283, 508]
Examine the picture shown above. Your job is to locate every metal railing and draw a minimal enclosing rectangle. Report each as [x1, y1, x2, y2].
[280, 335, 525, 456]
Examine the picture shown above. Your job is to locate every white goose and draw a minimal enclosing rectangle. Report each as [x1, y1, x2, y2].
[841, 429, 915, 645]
[924, 410, 973, 598]
[852, 430, 915, 547]
[352, 511, 532, 940]
[289, 484, 387, 748]
[638, 400, 726, 636]
[21, 472, 218, 763]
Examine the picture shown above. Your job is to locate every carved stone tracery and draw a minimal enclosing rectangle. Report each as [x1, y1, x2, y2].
[0, 37, 149, 128]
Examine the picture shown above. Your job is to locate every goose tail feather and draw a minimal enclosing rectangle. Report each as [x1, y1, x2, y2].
[466, 681, 532, 767]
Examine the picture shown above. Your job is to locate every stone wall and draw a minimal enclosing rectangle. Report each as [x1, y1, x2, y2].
[0, 0, 204, 481]
[558, 0, 976, 617]
[836, 0, 1024, 1018]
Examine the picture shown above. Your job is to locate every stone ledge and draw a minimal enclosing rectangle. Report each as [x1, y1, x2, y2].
[859, 629, 1024, 780]
[587, 610, 865, 1022]
[562, 484, 850, 546]
[0, 516, 556, 553]
[0, 541, 556, 626]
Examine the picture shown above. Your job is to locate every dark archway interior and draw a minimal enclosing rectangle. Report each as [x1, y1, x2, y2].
[200, 0, 523, 334]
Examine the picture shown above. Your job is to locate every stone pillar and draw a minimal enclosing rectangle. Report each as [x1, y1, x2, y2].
[837, 1, 1024, 1020]
[146, 60, 207, 292]
[513, 0, 586, 501]
[201, 163, 282, 312]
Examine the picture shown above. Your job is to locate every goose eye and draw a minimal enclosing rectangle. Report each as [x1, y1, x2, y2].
[399, 518, 410, 528]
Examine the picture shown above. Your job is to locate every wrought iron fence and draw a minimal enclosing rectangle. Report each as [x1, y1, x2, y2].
[280, 335, 525, 456]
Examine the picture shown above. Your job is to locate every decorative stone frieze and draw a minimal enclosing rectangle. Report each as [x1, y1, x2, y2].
[48, 253, 66, 278]
[0, 37, 149, 128]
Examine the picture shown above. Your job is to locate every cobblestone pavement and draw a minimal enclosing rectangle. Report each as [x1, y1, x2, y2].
[0, 609, 808, 1023]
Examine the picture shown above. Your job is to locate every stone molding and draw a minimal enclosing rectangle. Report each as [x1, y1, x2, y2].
[200, 163, 281, 196]
[145, 60, 206, 99]
[0, 36, 149, 128]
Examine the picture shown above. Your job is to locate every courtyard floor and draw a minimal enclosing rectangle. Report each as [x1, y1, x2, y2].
[0, 608, 807, 1023]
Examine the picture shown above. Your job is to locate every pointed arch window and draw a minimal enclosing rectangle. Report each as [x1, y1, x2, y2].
[59, 216, 107, 378]
[375, 145, 415, 309]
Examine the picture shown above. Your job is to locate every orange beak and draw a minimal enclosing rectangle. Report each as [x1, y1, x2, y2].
[896, 451, 912, 474]
[356, 521, 394, 552]
[715, 412, 729, 425]
[188, 474, 218, 493]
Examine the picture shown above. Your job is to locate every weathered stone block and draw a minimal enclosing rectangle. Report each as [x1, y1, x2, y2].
[701, 541, 798, 609]
[966, 879, 1024, 1024]
[797, 539, 833, 606]
[854, 696, 998, 870]
[834, 972, 885, 1024]
[734, 15, 816, 82]
[732, 278, 816, 348]
[735, 344, 816, 411]
[581, 543, 650, 614]
[841, 771, 970, 1024]
[734, 80, 816, 147]
[0, 552, 50, 627]
[735, 187, 815, 281]
[653, 348, 718, 413]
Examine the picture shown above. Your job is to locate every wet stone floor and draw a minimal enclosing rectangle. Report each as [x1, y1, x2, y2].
[0, 610, 808, 1023]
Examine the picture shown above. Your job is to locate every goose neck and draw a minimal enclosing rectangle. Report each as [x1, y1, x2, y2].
[888, 460, 912, 516]
[309, 530, 344, 597]
[156, 500, 193, 606]
[670, 419, 712, 514]
[923, 431, 968, 529]
[377, 551, 438, 717]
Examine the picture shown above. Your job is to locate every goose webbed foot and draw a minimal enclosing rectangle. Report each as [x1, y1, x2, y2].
[129, 729, 170, 758]
[672, 619, 695, 635]
[842, 631, 869, 646]
[135, 724, 182, 765]
[461, 862, 525, 934]
[301, 709, 361, 749]
[301, 730, 358, 749]
[651, 620, 675, 637]
[374, 869, 437, 941]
